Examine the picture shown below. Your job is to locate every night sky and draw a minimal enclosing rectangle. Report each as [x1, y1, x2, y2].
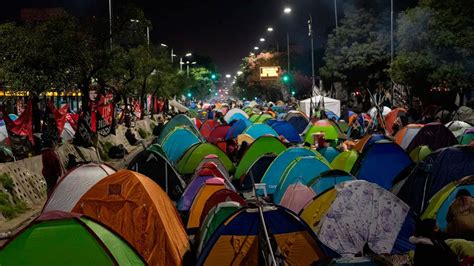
[1, 0, 413, 75]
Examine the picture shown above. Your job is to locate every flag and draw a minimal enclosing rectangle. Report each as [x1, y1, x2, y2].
[4, 100, 34, 145]
[48, 101, 69, 135]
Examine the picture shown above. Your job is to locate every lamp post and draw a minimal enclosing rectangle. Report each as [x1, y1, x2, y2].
[109, 0, 113, 48]
[186, 61, 196, 77]
[334, 0, 338, 30]
[180, 53, 192, 72]
[161, 43, 175, 63]
[283, 7, 292, 72]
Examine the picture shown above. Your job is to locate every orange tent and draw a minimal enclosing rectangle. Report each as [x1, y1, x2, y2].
[385, 108, 407, 135]
[72, 170, 189, 266]
[186, 178, 226, 232]
[353, 134, 372, 153]
[394, 124, 424, 148]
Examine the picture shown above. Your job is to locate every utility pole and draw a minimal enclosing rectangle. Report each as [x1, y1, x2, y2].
[334, 0, 339, 30]
[171, 48, 174, 63]
[108, 0, 113, 49]
[287, 33, 290, 72]
[146, 26, 150, 46]
[309, 15, 315, 118]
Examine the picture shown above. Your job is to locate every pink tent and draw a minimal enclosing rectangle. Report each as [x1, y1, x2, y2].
[279, 182, 316, 214]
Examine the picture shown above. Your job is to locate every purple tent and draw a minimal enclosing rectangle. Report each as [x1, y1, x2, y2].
[178, 175, 215, 211]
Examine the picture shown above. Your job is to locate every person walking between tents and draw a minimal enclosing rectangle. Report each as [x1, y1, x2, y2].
[41, 140, 62, 194]
[447, 189, 474, 240]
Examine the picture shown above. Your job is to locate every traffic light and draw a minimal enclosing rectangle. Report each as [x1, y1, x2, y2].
[291, 90, 295, 96]
[211, 73, 217, 80]
[187, 92, 192, 98]
[282, 73, 290, 83]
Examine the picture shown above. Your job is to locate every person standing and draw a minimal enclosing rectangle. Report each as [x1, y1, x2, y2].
[41, 140, 62, 194]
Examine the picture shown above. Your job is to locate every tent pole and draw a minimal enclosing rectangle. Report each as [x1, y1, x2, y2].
[249, 171, 277, 265]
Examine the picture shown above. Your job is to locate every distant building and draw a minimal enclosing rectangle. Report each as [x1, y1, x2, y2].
[20, 8, 66, 22]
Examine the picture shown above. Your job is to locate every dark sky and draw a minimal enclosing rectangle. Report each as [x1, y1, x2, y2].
[1, 0, 413, 75]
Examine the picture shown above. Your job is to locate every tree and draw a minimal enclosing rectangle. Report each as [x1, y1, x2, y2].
[391, 0, 474, 103]
[319, 8, 390, 93]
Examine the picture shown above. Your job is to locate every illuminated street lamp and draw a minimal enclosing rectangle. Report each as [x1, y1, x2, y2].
[225, 74, 231, 78]
[254, 46, 259, 50]
[185, 53, 192, 57]
[284, 7, 292, 14]
[267, 27, 274, 32]
[260, 38, 265, 42]
[237, 71, 243, 76]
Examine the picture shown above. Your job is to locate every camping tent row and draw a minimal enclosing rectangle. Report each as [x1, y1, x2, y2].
[2, 166, 190, 265]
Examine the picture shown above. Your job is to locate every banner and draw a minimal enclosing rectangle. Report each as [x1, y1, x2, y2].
[48, 102, 68, 135]
[96, 94, 114, 136]
[4, 101, 34, 145]
[133, 100, 141, 118]
[147, 94, 152, 113]
[74, 111, 94, 148]
[66, 113, 79, 130]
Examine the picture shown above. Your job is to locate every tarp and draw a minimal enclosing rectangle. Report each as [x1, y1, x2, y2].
[128, 150, 186, 201]
[176, 143, 235, 175]
[353, 141, 412, 190]
[161, 127, 201, 164]
[43, 163, 116, 213]
[300, 95, 341, 117]
[225, 119, 252, 140]
[266, 120, 301, 143]
[197, 205, 328, 265]
[0, 211, 145, 265]
[280, 182, 316, 214]
[273, 156, 331, 204]
[317, 180, 414, 255]
[71, 170, 190, 266]
[260, 147, 320, 195]
[242, 123, 278, 139]
[233, 136, 287, 181]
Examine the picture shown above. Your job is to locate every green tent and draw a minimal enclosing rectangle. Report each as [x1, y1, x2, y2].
[197, 201, 241, 255]
[0, 212, 144, 266]
[147, 143, 166, 158]
[330, 150, 359, 173]
[409, 145, 432, 162]
[249, 113, 273, 123]
[176, 143, 235, 175]
[157, 114, 202, 144]
[304, 120, 340, 144]
[233, 136, 287, 180]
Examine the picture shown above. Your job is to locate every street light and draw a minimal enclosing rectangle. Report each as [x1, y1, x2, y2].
[267, 27, 274, 32]
[237, 71, 243, 76]
[254, 46, 259, 50]
[185, 53, 192, 57]
[260, 38, 265, 42]
[160, 43, 168, 47]
[284, 7, 292, 14]
[283, 7, 291, 72]
[225, 74, 231, 78]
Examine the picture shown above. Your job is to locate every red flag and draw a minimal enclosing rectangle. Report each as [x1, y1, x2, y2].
[66, 113, 79, 130]
[4, 100, 34, 145]
[48, 102, 69, 135]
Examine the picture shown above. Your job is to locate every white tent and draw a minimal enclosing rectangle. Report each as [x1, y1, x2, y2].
[300, 95, 341, 117]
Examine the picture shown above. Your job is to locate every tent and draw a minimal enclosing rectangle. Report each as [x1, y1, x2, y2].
[352, 141, 412, 190]
[233, 136, 287, 181]
[406, 122, 458, 152]
[237, 153, 277, 191]
[128, 150, 186, 201]
[0, 119, 8, 143]
[192, 161, 229, 182]
[249, 113, 273, 123]
[460, 128, 474, 145]
[317, 180, 415, 255]
[71, 170, 190, 266]
[0, 211, 145, 265]
[330, 150, 359, 173]
[273, 156, 331, 204]
[308, 169, 354, 195]
[225, 118, 252, 140]
[453, 106, 474, 125]
[198, 189, 246, 226]
[200, 120, 219, 139]
[421, 176, 474, 231]
[147, 143, 166, 157]
[197, 205, 328, 265]
[207, 125, 230, 144]
[237, 133, 254, 146]
[194, 155, 231, 181]
[280, 182, 316, 214]
[300, 95, 341, 117]
[446, 120, 472, 138]
[409, 145, 432, 162]
[284, 111, 309, 134]
[396, 146, 474, 214]
[187, 178, 227, 233]
[157, 114, 202, 144]
[224, 108, 249, 123]
[353, 134, 388, 153]
[394, 124, 424, 150]
[304, 120, 340, 143]
[299, 188, 338, 231]
[266, 119, 301, 143]
[43, 163, 116, 213]
[161, 127, 201, 164]
[260, 147, 321, 195]
[241, 123, 278, 139]
[176, 143, 235, 175]
[197, 201, 242, 255]
[317, 146, 340, 163]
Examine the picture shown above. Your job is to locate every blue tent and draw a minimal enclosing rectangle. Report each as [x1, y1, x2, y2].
[353, 141, 412, 190]
[317, 147, 340, 163]
[396, 145, 474, 214]
[286, 115, 308, 134]
[237, 154, 277, 191]
[161, 127, 201, 164]
[225, 119, 251, 140]
[260, 147, 319, 195]
[242, 123, 278, 139]
[228, 113, 248, 123]
[267, 120, 301, 143]
[325, 110, 339, 120]
[308, 170, 353, 195]
[274, 156, 331, 203]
